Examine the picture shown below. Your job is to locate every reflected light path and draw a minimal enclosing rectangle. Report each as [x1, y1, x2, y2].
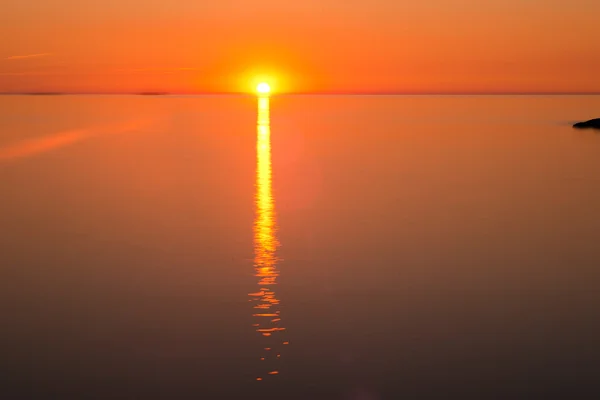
[250, 94, 287, 381]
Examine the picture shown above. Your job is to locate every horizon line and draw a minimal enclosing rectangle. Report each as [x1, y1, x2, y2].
[1, 91, 600, 96]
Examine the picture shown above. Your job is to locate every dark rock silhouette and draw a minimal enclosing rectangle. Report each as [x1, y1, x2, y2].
[573, 118, 600, 129]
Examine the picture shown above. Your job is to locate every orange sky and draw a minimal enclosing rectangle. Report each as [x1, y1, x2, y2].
[1, 0, 599, 93]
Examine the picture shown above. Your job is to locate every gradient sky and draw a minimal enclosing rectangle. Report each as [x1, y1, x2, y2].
[1, 0, 599, 93]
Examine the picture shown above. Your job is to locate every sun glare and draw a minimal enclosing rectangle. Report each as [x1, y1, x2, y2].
[257, 82, 271, 94]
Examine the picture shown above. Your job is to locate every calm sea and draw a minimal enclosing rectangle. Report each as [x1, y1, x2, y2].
[1, 95, 600, 399]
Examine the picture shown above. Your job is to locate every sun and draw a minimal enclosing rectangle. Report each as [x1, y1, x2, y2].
[256, 82, 271, 94]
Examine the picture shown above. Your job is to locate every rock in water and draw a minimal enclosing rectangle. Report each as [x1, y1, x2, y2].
[573, 118, 600, 129]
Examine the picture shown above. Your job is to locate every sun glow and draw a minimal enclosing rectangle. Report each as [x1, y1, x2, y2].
[256, 82, 271, 94]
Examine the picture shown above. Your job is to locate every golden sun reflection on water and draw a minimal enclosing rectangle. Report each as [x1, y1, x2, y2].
[250, 94, 286, 382]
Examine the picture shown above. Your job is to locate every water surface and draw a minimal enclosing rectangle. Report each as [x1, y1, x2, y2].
[1, 95, 600, 399]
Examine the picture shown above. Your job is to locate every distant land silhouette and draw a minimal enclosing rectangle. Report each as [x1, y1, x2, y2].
[136, 92, 169, 96]
[24, 92, 64, 96]
[573, 118, 600, 129]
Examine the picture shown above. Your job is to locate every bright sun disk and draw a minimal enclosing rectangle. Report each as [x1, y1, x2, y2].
[257, 82, 271, 94]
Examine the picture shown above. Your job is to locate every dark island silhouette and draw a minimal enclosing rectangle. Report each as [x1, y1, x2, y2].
[573, 118, 600, 129]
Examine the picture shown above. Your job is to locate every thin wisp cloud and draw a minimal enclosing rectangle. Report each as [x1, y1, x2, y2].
[5, 53, 52, 61]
